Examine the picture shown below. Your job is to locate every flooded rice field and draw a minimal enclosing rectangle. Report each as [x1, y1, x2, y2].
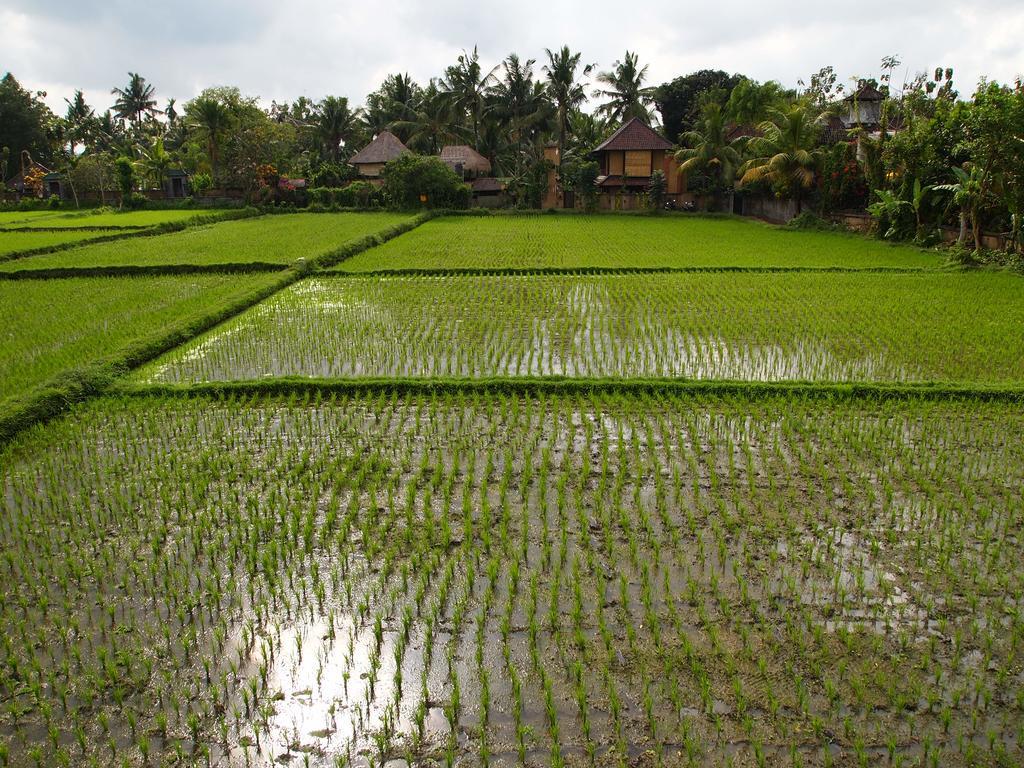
[136, 274, 1024, 386]
[1, 391, 1022, 766]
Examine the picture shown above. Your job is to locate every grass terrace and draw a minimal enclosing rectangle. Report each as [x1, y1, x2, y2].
[0, 229, 122, 258]
[334, 215, 946, 273]
[0, 208, 237, 230]
[137, 272, 1024, 386]
[0, 212, 413, 272]
[0, 273, 285, 408]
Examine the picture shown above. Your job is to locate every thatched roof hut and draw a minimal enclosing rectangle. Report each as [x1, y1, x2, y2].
[439, 145, 492, 177]
[349, 131, 410, 178]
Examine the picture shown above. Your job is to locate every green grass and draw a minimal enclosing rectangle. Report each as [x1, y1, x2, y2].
[333, 214, 945, 272]
[1, 390, 1020, 766]
[0, 229, 121, 257]
[0, 273, 284, 408]
[137, 272, 1024, 386]
[0, 208, 233, 230]
[0, 212, 412, 271]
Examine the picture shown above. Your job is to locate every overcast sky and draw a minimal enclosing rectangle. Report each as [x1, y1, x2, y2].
[4, 0, 1022, 116]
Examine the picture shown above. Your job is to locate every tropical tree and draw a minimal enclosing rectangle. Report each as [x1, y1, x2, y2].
[186, 95, 233, 184]
[593, 51, 655, 125]
[490, 54, 552, 176]
[315, 96, 360, 161]
[739, 104, 824, 212]
[441, 47, 498, 150]
[674, 100, 745, 210]
[139, 138, 173, 190]
[111, 72, 160, 129]
[63, 90, 95, 156]
[934, 163, 987, 249]
[542, 46, 594, 156]
[393, 82, 469, 155]
[363, 73, 421, 141]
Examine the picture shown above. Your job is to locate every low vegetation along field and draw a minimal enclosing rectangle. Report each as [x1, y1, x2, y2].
[335, 216, 945, 272]
[0, 212, 411, 271]
[0, 209, 233, 230]
[0, 209, 244, 260]
[1, 213, 1022, 768]
[139, 272, 1024, 385]
[0, 273, 283, 407]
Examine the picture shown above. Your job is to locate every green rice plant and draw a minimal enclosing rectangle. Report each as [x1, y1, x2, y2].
[2, 212, 412, 271]
[334, 214, 944, 272]
[139, 272, 1024, 387]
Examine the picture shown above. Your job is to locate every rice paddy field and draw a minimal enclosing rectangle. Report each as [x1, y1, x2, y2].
[0, 209, 233, 230]
[334, 216, 944, 272]
[0, 229, 120, 257]
[0, 213, 411, 271]
[1, 213, 1023, 768]
[138, 273, 1024, 386]
[0, 273, 284, 407]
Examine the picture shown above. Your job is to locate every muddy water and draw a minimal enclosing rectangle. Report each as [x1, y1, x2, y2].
[1, 394, 1022, 766]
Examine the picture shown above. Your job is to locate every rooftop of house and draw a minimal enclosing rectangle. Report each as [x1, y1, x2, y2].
[592, 117, 674, 153]
[439, 145, 492, 174]
[349, 130, 410, 165]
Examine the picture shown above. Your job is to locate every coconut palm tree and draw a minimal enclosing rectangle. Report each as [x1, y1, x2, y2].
[63, 90, 95, 156]
[111, 73, 160, 129]
[490, 55, 553, 176]
[738, 104, 824, 213]
[441, 47, 499, 151]
[675, 101, 745, 210]
[186, 96, 232, 184]
[316, 96, 361, 161]
[363, 73, 421, 140]
[593, 51, 655, 125]
[542, 46, 594, 157]
[393, 82, 470, 155]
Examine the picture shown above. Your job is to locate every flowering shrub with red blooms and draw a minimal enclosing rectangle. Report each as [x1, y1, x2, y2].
[821, 144, 868, 212]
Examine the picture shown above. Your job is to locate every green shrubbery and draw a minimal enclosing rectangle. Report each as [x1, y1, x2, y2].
[381, 155, 471, 210]
[308, 182, 383, 209]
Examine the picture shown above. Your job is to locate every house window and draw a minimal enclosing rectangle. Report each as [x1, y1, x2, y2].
[624, 151, 651, 177]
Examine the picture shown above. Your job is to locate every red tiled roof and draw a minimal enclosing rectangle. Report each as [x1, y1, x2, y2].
[593, 118, 674, 153]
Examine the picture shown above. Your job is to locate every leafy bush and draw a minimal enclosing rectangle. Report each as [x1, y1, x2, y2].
[47, 194, 62, 209]
[309, 162, 356, 188]
[308, 182, 384, 209]
[786, 211, 837, 231]
[381, 155, 471, 210]
[190, 172, 213, 197]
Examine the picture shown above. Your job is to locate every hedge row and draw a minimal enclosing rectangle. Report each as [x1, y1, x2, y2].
[113, 376, 1024, 405]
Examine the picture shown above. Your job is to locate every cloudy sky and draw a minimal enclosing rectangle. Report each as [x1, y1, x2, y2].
[4, 0, 1022, 116]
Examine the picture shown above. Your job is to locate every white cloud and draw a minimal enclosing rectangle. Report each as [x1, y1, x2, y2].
[6, 0, 1022, 116]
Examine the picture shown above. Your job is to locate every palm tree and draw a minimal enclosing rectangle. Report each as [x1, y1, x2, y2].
[140, 138, 173, 190]
[186, 96, 232, 184]
[363, 73, 421, 140]
[63, 90, 95, 156]
[738, 104, 824, 213]
[111, 73, 160, 128]
[490, 55, 553, 176]
[675, 101, 745, 210]
[593, 51, 655, 125]
[441, 47, 498, 151]
[316, 96, 360, 161]
[393, 81, 470, 155]
[543, 46, 595, 157]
